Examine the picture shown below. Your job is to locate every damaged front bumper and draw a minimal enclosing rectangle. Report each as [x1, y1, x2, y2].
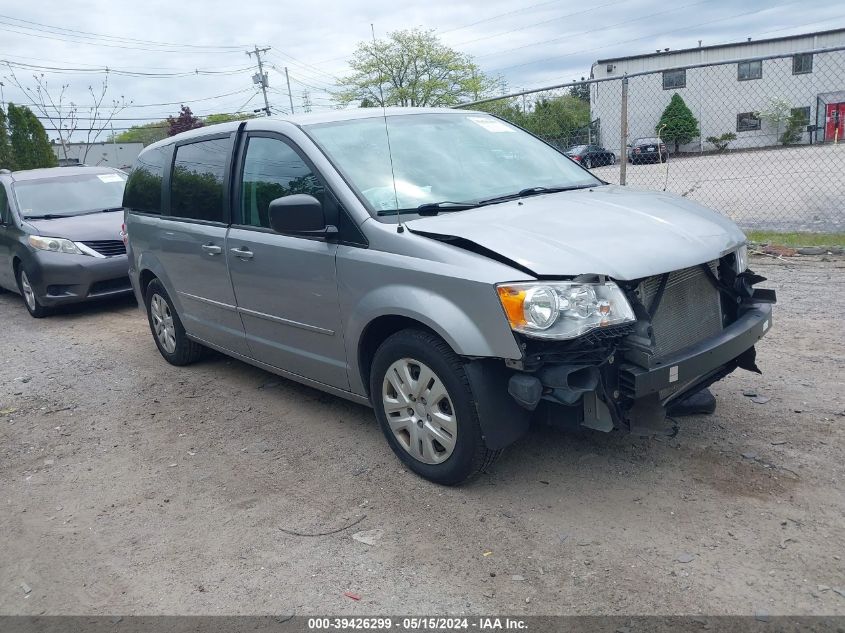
[465, 271, 776, 450]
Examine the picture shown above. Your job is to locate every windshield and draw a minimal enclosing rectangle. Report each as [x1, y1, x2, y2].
[304, 113, 601, 215]
[13, 172, 127, 218]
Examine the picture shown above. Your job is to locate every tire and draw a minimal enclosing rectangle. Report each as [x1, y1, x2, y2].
[16, 265, 50, 318]
[584, 157, 592, 169]
[370, 328, 500, 485]
[609, 154, 617, 165]
[143, 278, 202, 366]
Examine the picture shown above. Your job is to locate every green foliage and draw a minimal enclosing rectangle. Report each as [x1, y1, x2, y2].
[473, 93, 591, 147]
[112, 121, 169, 146]
[5, 103, 57, 170]
[570, 79, 590, 103]
[780, 110, 808, 145]
[203, 112, 256, 125]
[335, 28, 499, 107]
[705, 132, 737, 152]
[656, 93, 700, 152]
[757, 98, 791, 142]
[0, 107, 13, 170]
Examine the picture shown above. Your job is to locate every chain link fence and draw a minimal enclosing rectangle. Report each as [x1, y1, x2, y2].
[461, 46, 845, 233]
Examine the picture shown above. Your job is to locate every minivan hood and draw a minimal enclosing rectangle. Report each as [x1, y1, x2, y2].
[24, 210, 124, 242]
[405, 185, 745, 280]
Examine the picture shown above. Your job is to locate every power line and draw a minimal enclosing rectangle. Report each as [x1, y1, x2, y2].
[2, 59, 254, 78]
[0, 15, 251, 53]
[4, 87, 253, 109]
[437, 0, 564, 35]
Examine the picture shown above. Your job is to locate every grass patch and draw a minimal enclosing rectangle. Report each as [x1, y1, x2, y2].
[746, 231, 845, 247]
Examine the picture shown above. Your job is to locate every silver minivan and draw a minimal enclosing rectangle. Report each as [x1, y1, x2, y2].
[125, 108, 775, 485]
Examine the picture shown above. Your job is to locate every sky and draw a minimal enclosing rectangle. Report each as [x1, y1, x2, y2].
[1, 0, 843, 140]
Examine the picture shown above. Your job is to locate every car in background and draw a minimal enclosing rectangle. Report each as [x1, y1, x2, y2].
[627, 137, 668, 164]
[0, 166, 131, 317]
[564, 144, 617, 168]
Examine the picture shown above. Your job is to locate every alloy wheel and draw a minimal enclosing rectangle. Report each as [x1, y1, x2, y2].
[20, 271, 36, 311]
[381, 358, 458, 464]
[150, 293, 177, 354]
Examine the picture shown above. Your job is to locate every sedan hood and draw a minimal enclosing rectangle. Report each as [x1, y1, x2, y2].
[405, 185, 745, 280]
[24, 210, 124, 242]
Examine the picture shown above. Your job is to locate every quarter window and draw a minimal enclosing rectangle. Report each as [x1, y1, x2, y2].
[239, 136, 325, 229]
[737, 60, 762, 81]
[736, 112, 761, 132]
[124, 145, 168, 214]
[170, 138, 229, 223]
[792, 53, 813, 75]
[662, 69, 686, 90]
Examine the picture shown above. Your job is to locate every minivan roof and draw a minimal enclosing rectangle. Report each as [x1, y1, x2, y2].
[5, 165, 124, 182]
[144, 107, 482, 150]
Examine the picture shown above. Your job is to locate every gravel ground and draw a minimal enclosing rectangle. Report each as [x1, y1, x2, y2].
[592, 144, 845, 232]
[1, 255, 843, 616]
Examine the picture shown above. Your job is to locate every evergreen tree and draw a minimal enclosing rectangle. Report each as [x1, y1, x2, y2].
[0, 106, 13, 170]
[656, 93, 700, 153]
[6, 103, 57, 170]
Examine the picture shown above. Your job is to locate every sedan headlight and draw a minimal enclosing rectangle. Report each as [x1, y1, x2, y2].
[28, 235, 83, 255]
[496, 281, 636, 340]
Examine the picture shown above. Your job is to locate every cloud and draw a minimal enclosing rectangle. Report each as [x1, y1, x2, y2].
[1, 0, 842, 137]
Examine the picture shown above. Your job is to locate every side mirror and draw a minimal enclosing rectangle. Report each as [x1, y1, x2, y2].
[268, 194, 338, 239]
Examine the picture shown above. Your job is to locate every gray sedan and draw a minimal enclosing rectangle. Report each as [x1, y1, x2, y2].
[0, 166, 131, 317]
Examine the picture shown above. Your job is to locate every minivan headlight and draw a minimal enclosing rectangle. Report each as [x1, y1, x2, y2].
[496, 281, 636, 340]
[28, 235, 83, 255]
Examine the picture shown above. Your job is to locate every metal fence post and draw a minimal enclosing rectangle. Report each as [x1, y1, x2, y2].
[619, 76, 628, 186]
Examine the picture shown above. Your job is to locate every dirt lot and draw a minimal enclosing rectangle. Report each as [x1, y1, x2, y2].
[592, 144, 845, 233]
[1, 255, 843, 616]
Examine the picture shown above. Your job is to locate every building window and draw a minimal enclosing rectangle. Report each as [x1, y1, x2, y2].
[790, 106, 811, 125]
[737, 112, 761, 132]
[662, 69, 686, 90]
[737, 60, 762, 81]
[792, 53, 813, 75]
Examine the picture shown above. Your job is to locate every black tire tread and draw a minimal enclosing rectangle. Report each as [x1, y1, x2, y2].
[144, 278, 203, 366]
[371, 328, 501, 485]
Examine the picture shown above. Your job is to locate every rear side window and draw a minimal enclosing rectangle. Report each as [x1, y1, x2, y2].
[170, 138, 229, 223]
[124, 146, 168, 214]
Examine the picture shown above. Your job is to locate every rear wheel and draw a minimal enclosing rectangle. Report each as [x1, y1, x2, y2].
[16, 266, 50, 318]
[370, 328, 499, 485]
[144, 278, 202, 366]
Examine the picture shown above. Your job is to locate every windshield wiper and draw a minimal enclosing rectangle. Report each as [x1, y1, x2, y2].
[477, 184, 596, 206]
[415, 201, 478, 216]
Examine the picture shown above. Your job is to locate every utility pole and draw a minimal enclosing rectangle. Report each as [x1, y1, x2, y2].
[246, 46, 272, 116]
[284, 67, 295, 114]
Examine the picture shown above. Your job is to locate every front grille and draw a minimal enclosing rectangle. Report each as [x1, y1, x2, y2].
[81, 240, 126, 257]
[636, 261, 723, 358]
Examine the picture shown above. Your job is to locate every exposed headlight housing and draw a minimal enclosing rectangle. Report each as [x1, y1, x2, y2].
[28, 235, 83, 255]
[496, 281, 636, 340]
[734, 243, 748, 273]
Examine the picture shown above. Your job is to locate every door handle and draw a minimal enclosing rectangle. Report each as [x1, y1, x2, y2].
[201, 243, 222, 255]
[230, 247, 254, 260]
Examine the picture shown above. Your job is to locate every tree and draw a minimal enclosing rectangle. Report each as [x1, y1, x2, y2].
[4, 69, 131, 162]
[112, 121, 169, 146]
[167, 106, 203, 137]
[780, 109, 807, 145]
[6, 103, 57, 169]
[0, 106, 13, 170]
[202, 112, 255, 125]
[334, 29, 499, 107]
[656, 93, 700, 153]
[570, 78, 590, 103]
[705, 132, 737, 152]
[757, 98, 791, 145]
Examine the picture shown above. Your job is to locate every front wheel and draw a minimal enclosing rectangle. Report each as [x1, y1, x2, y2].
[144, 278, 203, 366]
[584, 157, 592, 169]
[609, 154, 617, 165]
[370, 329, 500, 485]
[17, 266, 50, 318]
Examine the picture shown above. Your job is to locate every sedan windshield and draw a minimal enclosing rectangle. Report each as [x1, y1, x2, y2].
[305, 113, 601, 215]
[13, 172, 127, 218]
